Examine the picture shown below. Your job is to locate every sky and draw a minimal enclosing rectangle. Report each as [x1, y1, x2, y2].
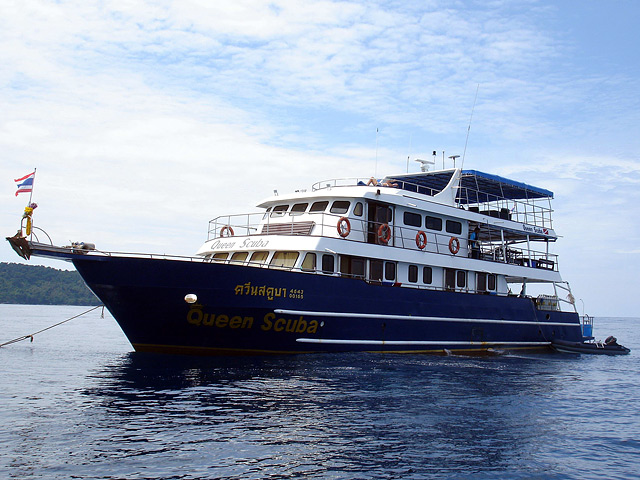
[1, 0, 639, 317]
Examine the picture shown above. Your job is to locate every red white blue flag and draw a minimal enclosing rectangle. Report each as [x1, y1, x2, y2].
[14, 171, 36, 197]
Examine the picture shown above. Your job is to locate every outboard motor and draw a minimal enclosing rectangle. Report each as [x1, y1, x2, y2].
[605, 336, 618, 346]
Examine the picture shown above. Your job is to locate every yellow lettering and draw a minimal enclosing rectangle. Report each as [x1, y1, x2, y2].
[242, 316, 254, 329]
[307, 320, 319, 334]
[295, 317, 307, 333]
[187, 305, 203, 326]
[203, 313, 214, 326]
[262, 312, 275, 331]
[229, 316, 242, 328]
[215, 314, 229, 328]
[285, 319, 296, 333]
[274, 318, 286, 332]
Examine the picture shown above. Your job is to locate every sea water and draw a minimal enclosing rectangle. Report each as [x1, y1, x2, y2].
[1, 304, 639, 480]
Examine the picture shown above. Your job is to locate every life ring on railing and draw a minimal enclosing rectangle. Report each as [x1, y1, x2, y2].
[337, 217, 351, 238]
[416, 231, 427, 250]
[220, 225, 234, 237]
[449, 236, 460, 255]
[377, 223, 392, 244]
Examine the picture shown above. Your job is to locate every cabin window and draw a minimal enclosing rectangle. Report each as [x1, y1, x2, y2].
[330, 200, 351, 214]
[262, 206, 272, 220]
[271, 204, 289, 218]
[249, 251, 269, 265]
[340, 255, 365, 279]
[310, 201, 329, 212]
[478, 272, 496, 291]
[457, 270, 467, 288]
[290, 203, 308, 215]
[230, 252, 248, 264]
[385, 262, 396, 281]
[444, 268, 456, 290]
[423, 266, 433, 284]
[408, 265, 418, 283]
[301, 253, 316, 271]
[426, 216, 442, 231]
[321, 254, 335, 274]
[212, 252, 228, 263]
[403, 212, 422, 227]
[269, 251, 299, 269]
[369, 259, 383, 282]
[354, 202, 364, 217]
[446, 220, 462, 235]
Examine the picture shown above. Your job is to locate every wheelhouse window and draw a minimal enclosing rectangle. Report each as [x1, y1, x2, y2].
[301, 252, 316, 271]
[269, 251, 299, 269]
[330, 200, 351, 214]
[426, 216, 442, 231]
[403, 212, 422, 227]
[249, 251, 269, 265]
[271, 204, 289, 218]
[310, 201, 329, 212]
[408, 265, 418, 283]
[230, 252, 248, 264]
[423, 266, 433, 284]
[446, 220, 462, 235]
[290, 203, 308, 215]
[321, 254, 335, 274]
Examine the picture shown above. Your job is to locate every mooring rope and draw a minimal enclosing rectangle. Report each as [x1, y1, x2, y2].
[0, 304, 105, 348]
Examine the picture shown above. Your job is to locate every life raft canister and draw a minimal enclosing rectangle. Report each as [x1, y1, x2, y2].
[449, 236, 460, 255]
[378, 223, 391, 244]
[220, 225, 235, 237]
[416, 231, 427, 250]
[337, 217, 351, 238]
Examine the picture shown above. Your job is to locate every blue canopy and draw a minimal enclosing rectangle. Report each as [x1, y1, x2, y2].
[386, 169, 553, 204]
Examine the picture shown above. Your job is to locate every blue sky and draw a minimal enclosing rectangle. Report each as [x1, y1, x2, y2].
[1, 0, 639, 317]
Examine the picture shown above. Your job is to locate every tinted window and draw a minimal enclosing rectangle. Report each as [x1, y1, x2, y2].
[354, 202, 364, 217]
[446, 220, 462, 235]
[310, 201, 329, 212]
[426, 216, 442, 231]
[488, 274, 496, 290]
[290, 203, 308, 215]
[271, 204, 289, 217]
[369, 259, 383, 282]
[249, 251, 269, 265]
[269, 251, 299, 269]
[230, 252, 248, 264]
[444, 268, 455, 290]
[330, 201, 350, 214]
[423, 266, 432, 284]
[477, 272, 487, 291]
[321, 254, 334, 273]
[456, 270, 466, 288]
[385, 262, 396, 281]
[403, 212, 422, 227]
[408, 265, 418, 283]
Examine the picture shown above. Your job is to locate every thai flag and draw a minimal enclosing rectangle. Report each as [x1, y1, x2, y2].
[15, 171, 35, 196]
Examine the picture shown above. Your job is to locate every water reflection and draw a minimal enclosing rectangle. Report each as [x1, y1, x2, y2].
[78, 352, 576, 479]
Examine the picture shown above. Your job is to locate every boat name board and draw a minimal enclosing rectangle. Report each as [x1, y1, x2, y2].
[187, 304, 319, 334]
[522, 224, 549, 236]
[209, 237, 270, 250]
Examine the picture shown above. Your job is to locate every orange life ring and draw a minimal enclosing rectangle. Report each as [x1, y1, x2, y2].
[337, 217, 351, 238]
[449, 236, 460, 254]
[220, 225, 234, 237]
[416, 231, 427, 250]
[377, 223, 391, 244]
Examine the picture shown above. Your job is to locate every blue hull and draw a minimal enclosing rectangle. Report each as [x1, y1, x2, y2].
[69, 255, 583, 355]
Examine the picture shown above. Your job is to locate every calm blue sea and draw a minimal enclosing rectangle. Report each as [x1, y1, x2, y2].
[1, 304, 639, 480]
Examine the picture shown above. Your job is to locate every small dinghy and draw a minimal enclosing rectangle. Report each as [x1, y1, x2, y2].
[552, 336, 630, 355]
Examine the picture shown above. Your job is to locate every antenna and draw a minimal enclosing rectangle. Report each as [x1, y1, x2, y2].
[449, 155, 460, 168]
[375, 128, 379, 177]
[461, 83, 480, 170]
[415, 158, 435, 172]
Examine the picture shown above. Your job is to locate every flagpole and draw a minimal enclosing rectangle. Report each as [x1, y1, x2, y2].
[28, 168, 36, 206]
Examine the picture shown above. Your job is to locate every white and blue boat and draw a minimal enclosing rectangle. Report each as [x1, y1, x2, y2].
[9, 166, 596, 355]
